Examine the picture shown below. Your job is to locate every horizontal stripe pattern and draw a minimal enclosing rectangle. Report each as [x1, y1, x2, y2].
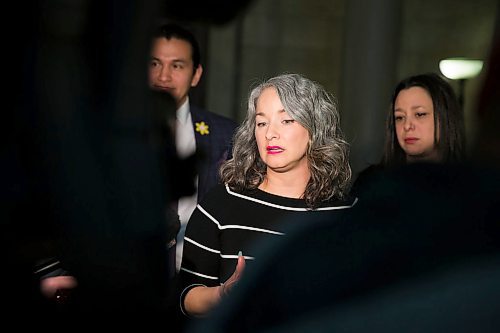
[178, 183, 357, 312]
[197, 204, 285, 235]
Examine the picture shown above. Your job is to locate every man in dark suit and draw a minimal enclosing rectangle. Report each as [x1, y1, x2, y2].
[148, 23, 238, 272]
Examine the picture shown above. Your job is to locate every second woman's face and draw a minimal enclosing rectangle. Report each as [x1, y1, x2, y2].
[255, 87, 310, 174]
[394, 86, 439, 162]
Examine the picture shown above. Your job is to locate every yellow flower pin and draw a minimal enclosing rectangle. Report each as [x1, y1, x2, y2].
[195, 121, 210, 135]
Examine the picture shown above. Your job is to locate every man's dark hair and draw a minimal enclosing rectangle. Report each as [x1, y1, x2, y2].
[152, 23, 201, 69]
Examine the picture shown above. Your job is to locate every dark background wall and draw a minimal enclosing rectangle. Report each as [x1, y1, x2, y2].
[193, 0, 498, 175]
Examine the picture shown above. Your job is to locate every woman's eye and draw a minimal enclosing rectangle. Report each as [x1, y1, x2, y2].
[256, 122, 266, 127]
[282, 119, 295, 124]
[416, 112, 427, 118]
[394, 115, 404, 121]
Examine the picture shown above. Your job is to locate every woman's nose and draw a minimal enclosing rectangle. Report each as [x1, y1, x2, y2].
[265, 124, 279, 140]
[404, 118, 414, 131]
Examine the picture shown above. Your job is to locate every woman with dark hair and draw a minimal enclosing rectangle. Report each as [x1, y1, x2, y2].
[178, 73, 357, 317]
[383, 72, 465, 166]
[352, 72, 465, 196]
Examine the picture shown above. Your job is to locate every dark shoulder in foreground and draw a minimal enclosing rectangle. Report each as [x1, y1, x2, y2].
[350, 163, 385, 197]
[319, 195, 358, 210]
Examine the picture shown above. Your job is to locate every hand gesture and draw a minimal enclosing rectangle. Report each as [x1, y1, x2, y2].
[220, 251, 245, 297]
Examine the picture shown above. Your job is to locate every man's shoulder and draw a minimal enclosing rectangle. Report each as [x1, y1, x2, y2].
[199, 183, 232, 205]
[190, 105, 237, 127]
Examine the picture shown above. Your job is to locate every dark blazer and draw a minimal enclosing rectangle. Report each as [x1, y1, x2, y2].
[190, 104, 238, 201]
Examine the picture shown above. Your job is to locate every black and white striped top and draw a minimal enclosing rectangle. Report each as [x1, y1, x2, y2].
[179, 183, 357, 313]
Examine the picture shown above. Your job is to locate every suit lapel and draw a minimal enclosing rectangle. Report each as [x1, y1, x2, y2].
[190, 105, 211, 199]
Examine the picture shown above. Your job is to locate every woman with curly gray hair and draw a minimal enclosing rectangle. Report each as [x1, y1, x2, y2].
[221, 73, 352, 207]
[178, 73, 357, 318]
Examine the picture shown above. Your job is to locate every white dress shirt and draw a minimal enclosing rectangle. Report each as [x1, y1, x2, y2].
[174, 98, 198, 272]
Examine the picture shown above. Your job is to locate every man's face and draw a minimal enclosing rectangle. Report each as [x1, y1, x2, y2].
[148, 37, 202, 107]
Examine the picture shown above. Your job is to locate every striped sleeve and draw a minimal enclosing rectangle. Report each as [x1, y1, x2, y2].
[179, 203, 222, 289]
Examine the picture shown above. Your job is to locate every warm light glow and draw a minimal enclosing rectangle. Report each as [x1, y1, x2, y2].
[439, 58, 483, 80]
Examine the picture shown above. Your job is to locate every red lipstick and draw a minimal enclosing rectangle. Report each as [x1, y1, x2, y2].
[266, 146, 283, 154]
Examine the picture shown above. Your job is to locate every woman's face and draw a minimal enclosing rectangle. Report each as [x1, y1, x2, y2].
[254, 87, 310, 174]
[394, 86, 440, 163]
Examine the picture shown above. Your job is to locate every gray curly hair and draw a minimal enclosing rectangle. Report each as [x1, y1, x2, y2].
[220, 73, 351, 208]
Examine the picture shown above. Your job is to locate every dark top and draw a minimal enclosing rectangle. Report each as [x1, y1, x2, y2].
[178, 183, 357, 315]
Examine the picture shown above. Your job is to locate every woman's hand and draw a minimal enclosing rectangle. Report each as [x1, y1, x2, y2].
[220, 251, 246, 297]
[184, 251, 246, 317]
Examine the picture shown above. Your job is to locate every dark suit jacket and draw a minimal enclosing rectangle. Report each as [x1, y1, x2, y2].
[190, 104, 238, 202]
